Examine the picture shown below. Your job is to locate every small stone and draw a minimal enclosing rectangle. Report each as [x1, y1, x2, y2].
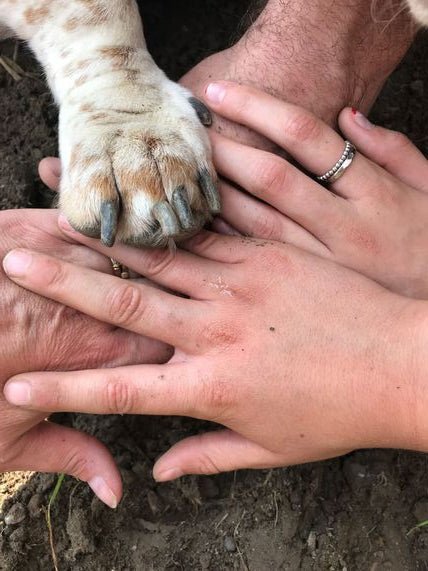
[4, 503, 26, 525]
[410, 79, 424, 96]
[224, 535, 236, 552]
[8, 526, 26, 553]
[307, 530, 317, 553]
[27, 494, 43, 518]
[147, 490, 163, 516]
[413, 499, 428, 522]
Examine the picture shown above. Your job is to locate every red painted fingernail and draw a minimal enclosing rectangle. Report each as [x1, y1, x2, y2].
[352, 110, 374, 130]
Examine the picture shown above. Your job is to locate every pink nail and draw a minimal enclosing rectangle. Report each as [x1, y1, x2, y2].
[4, 380, 31, 406]
[88, 476, 118, 509]
[205, 83, 226, 104]
[352, 110, 374, 130]
[3, 250, 33, 277]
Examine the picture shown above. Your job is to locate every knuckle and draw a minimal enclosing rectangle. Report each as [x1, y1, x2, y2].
[199, 375, 236, 418]
[283, 110, 322, 143]
[42, 257, 68, 290]
[106, 284, 147, 328]
[261, 244, 294, 272]
[184, 230, 218, 252]
[0, 440, 20, 470]
[143, 248, 176, 277]
[194, 442, 223, 475]
[252, 211, 282, 240]
[105, 376, 138, 414]
[255, 158, 288, 195]
[386, 130, 412, 152]
[63, 446, 90, 479]
[201, 320, 239, 347]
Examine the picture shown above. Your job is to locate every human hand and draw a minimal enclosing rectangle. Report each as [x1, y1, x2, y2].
[0, 209, 171, 507]
[200, 81, 428, 299]
[3, 228, 426, 491]
[180, 0, 415, 148]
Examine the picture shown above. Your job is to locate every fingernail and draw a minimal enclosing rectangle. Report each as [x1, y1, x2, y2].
[4, 380, 31, 406]
[205, 82, 226, 104]
[88, 476, 118, 509]
[58, 214, 76, 234]
[154, 467, 183, 482]
[3, 251, 33, 277]
[352, 109, 374, 130]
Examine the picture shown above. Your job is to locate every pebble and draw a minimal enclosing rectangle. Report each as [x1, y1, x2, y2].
[8, 527, 26, 553]
[307, 530, 317, 553]
[4, 503, 26, 526]
[27, 494, 43, 518]
[147, 490, 163, 516]
[413, 499, 428, 522]
[224, 535, 237, 553]
[410, 79, 424, 96]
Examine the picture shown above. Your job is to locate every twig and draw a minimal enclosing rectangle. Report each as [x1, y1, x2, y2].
[45, 474, 65, 571]
[0, 55, 22, 81]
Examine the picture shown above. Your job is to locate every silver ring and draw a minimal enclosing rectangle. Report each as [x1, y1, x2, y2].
[316, 140, 356, 184]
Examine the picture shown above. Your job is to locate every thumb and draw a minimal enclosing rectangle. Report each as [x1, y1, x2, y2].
[38, 157, 61, 192]
[338, 107, 428, 192]
[9, 421, 121, 509]
[153, 429, 283, 480]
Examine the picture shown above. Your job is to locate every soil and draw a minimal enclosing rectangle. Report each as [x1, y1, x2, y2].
[1, 2, 428, 570]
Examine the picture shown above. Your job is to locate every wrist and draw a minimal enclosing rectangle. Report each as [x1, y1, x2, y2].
[234, 0, 416, 122]
[370, 297, 428, 452]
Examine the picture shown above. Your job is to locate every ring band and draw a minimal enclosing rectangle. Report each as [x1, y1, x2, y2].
[316, 140, 356, 184]
[110, 258, 130, 279]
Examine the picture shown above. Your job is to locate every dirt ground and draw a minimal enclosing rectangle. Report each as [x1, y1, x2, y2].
[1, 1, 428, 570]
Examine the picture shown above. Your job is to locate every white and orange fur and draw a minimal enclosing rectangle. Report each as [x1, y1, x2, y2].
[0, 0, 426, 249]
[0, 0, 219, 247]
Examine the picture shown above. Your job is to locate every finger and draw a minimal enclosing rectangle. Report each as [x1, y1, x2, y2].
[212, 132, 348, 243]
[5, 362, 212, 419]
[182, 230, 255, 263]
[211, 217, 242, 237]
[153, 430, 283, 480]
[38, 157, 61, 192]
[58, 216, 234, 300]
[7, 420, 121, 508]
[339, 108, 428, 192]
[219, 181, 330, 256]
[2, 249, 204, 351]
[204, 81, 378, 198]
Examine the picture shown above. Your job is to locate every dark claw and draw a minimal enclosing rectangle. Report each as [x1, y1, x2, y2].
[189, 97, 213, 127]
[172, 186, 193, 230]
[152, 201, 180, 237]
[198, 168, 221, 214]
[100, 200, 120, 247]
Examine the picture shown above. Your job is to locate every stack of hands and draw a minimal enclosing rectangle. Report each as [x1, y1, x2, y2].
[2, 82, 428, 509]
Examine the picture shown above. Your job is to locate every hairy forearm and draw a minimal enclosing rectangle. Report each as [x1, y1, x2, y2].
[237, 0, 416, 119]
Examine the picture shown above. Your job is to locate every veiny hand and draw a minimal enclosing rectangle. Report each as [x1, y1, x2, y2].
[3, 227, 427, 501]
[0, 209, 171, 508]
[180, 0, 415, 147]
[201, 81, 428, 299]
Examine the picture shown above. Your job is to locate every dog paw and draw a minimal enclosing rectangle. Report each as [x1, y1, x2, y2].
[58, 78, 219, 248]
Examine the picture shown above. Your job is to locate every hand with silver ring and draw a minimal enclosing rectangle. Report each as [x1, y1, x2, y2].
[202, 81, 428, 299]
